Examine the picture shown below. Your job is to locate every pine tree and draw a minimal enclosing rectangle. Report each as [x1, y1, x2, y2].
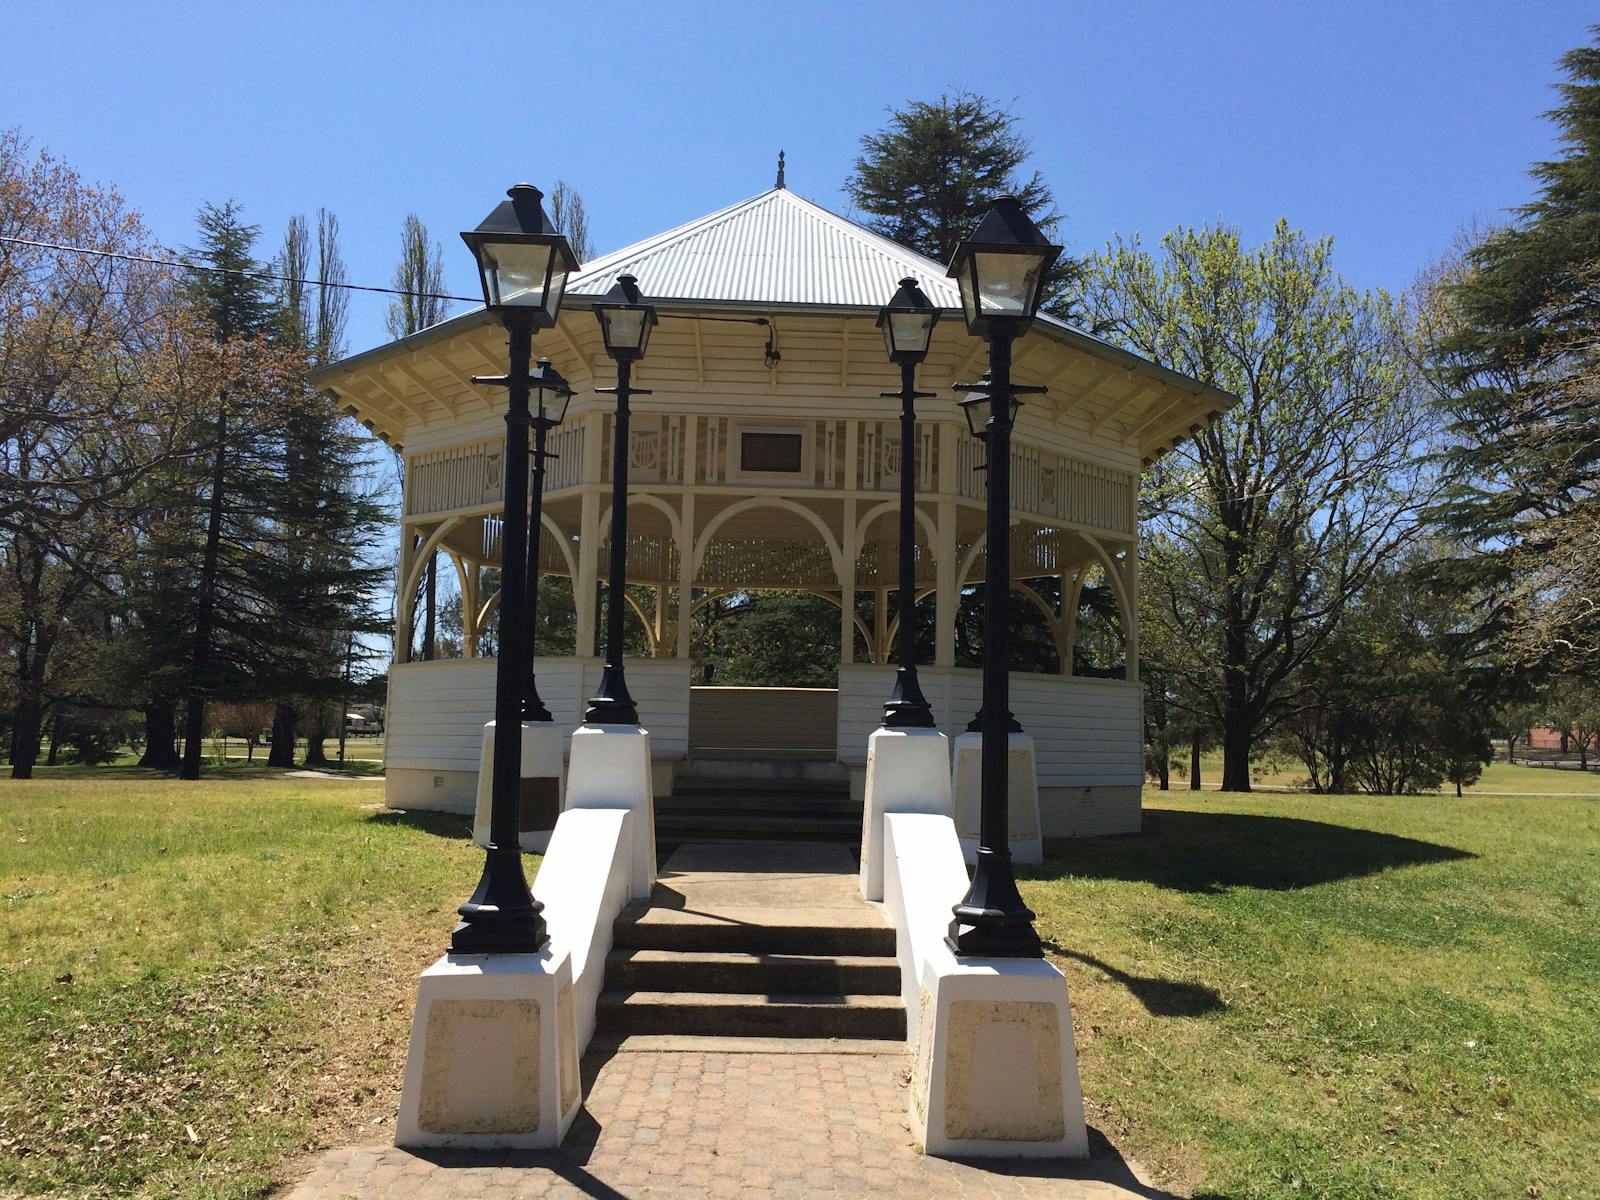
[174, 201, 283, 779]
[1429, 30, 1600, 676]
[269, 209, 386, 767]
[845, 91, 1079, 314]
[846, 92, 1058, 265]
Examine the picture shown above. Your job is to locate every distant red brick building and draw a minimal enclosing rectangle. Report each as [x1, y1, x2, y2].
[1526, 727, 1600, 751]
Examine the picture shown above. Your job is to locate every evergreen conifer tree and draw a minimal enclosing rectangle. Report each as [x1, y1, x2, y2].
[1430, 30, 1600, 675]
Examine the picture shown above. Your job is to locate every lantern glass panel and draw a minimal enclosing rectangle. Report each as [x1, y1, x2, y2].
[972, 249, 1044, 320]
[481, 240, 555, 310]
[601, 306, 649, 355]
[886, 310, 935, 359]
[535, 384, 572, 426]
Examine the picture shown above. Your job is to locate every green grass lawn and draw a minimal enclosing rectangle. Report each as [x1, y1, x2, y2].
[1180, 753, 1600, 795]
[1027, 789, 1600, 1199]
[0, 772, 491, 1198]
[1, 775, 1595, 1198]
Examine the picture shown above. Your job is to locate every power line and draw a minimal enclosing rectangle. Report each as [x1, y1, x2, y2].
[0, 233, 482, 304]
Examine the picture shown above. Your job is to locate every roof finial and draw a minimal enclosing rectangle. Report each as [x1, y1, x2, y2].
[775, 149, 786, 190]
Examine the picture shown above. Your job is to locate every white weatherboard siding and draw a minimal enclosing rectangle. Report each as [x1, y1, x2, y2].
[384, 657, 691, 778]
[836, 664, 1143, 789]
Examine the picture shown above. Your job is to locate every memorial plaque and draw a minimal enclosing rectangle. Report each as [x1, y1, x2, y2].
[519, 777, 560, 832]
[740, 431, 803, 473]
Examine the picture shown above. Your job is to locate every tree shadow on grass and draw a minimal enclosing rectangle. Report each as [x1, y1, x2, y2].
[1035, 808, 1474, 894]
[363, 808, 472, 840]
[1043, 940, 1226, 1017]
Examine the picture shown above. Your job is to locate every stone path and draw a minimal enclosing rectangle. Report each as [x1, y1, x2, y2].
[280, 1040, 1178, 1199]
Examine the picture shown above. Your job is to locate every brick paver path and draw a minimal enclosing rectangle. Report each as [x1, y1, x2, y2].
[280, 1043, 1178, 1199]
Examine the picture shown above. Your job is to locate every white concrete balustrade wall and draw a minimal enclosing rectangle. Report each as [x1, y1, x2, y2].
[385, 657, 691, 812]
[837, 664, 1143, 837]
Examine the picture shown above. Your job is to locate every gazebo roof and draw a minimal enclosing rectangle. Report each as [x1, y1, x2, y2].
[312, 185, 1236, 460]
[563, 186, 965, 310]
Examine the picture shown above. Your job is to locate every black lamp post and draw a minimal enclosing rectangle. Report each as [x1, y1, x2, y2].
[585, 274, 658, 724]
[452, 183, 577, 955]
[521, 358, 574, 723]
[944, 196, 1061, 959]
[876, 277, 940, 728]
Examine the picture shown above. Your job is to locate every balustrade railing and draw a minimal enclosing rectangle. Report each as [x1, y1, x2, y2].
[404, 425, 586, 517]
[404, 419, 1133, 536]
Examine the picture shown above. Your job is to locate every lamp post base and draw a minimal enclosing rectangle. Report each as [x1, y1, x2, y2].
[583, 664, 639, 726]
[945, 847, 1042, 959]
[451, 849, 549, 955]
[882, 667, 936, 728]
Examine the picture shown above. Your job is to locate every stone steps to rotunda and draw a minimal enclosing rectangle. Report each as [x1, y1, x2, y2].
[597, 841, 905, 1042]
[611, 901, 895, 956]
[594, 989, 906, 1040]
[604, 948, 901, 995]
[654, 813, 860, 845]
[658, 791, 860, 815]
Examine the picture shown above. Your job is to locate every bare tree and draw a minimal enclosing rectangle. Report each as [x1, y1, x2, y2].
[0, 131, 209, 777]
[384, 213, 447, 339]
[548, 180, 592, 263]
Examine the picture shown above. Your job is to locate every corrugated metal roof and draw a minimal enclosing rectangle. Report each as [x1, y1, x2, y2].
[310, 187, 1238, 426]
[565, 187, 964, 309]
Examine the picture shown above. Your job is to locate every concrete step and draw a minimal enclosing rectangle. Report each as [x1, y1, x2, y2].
[595, 989, 906, 1040]
[612, 904, 896, 956]
[660, 792, 861, 815]
[602, 1034, 906, 1055]
[672, 770, 850, 794]
[605, 948, 901, 996]
[655, 813, 860, 841]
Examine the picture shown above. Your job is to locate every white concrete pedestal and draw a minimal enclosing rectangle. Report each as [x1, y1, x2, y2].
[952, 730, 1044, 865]
[860, 727, 952, 901]
[564, 724, 655, 898]
[395, 947, 581, 1150]
[909, 948, 1089, 1158]
[472, 720, 565, 854]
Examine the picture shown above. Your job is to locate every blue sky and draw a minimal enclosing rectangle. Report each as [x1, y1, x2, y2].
[3, 1, 1593, 356]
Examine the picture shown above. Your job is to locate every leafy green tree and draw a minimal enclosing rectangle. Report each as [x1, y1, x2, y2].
[693, 591, 839, 687]
[1077, 223, 1435, 791]
[1283, 548, 1495, 796]
[1428, 31, 1600, 677]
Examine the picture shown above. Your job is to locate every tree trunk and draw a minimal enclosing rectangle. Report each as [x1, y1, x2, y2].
[268, 703, 297, 767]
[1190, 728, 1203, 791]
[1155, 751, 1169, 790]
[139, 700, 181, 770]
[9, 696, 43, 779]
[1220, 716, 1253, 793]
[45, 716, 61, 766]
[304, 705, 329, 766]
[424, 555, 437, 660]
[181, 408, 228, 782]
[1506, 733, 1517, 764]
